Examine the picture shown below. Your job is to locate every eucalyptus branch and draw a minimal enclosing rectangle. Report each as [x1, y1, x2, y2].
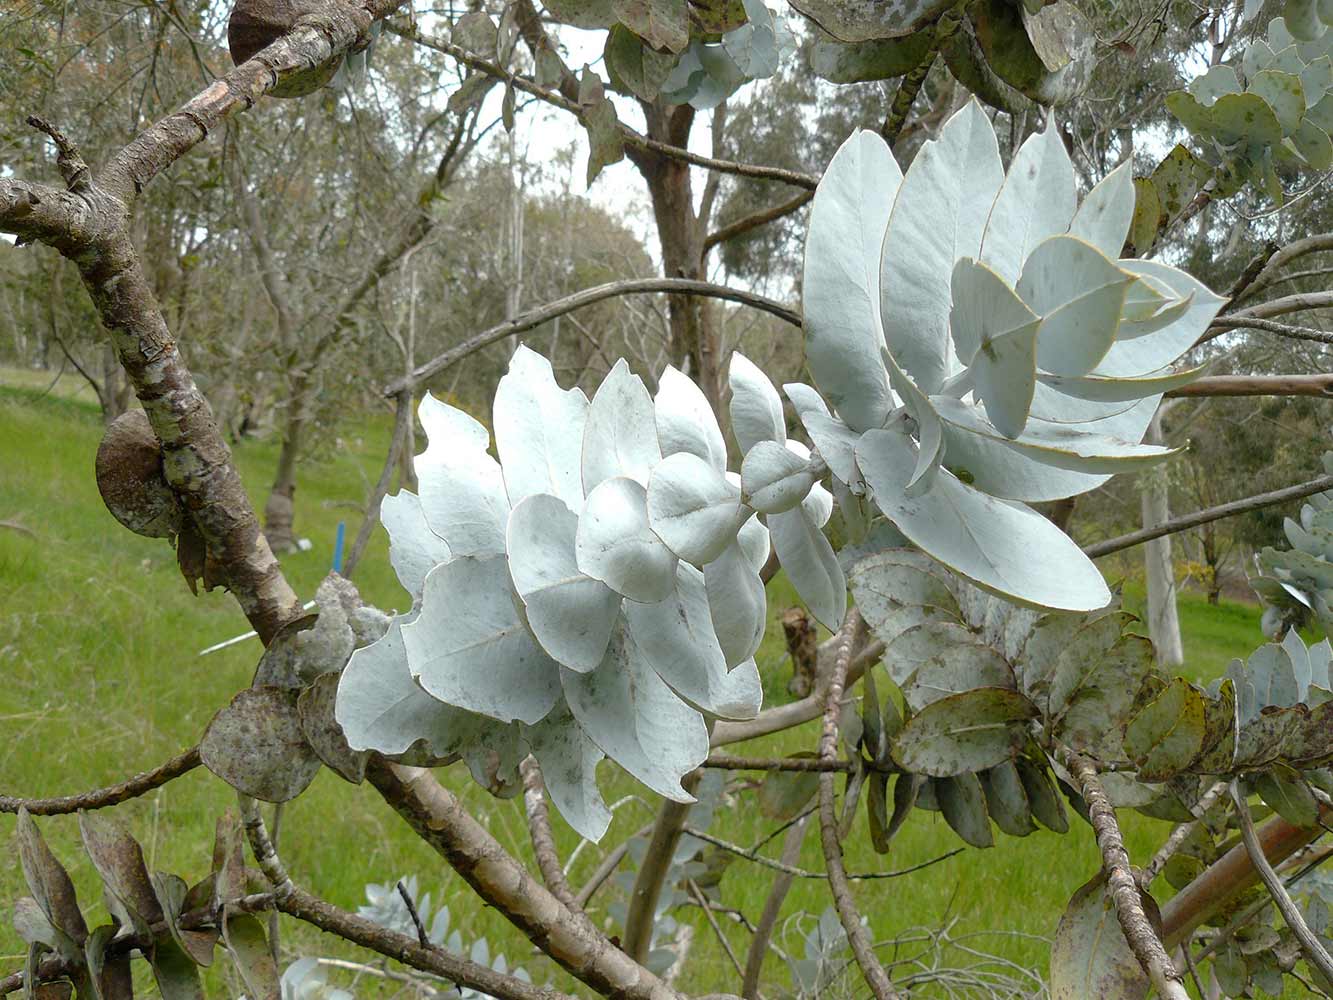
[1064, 753, 1190, 1000]
[520, 758, 581, 913]
[680, 825, 961, 881]
[384, 278, 800, 396]
[702, 190, 814, 253]
[1238, 232, 1333, 302]
[0, 745, 201, 814]
[385, 21, 819, 191]
[622, 771, 701, 963]
[687, 879, 746, 982]
[1231, 783, 1333, 984]
[702, 753, 855, 773]
[816, 610, 900, 1000]
[1083, 475, 1333, 559]
[574, 831, 643, 909]
[241, 794, 295, 901]
[1140, 781, 1229, 886]
[1166, 374, 1333, 397]
[741, 815, 809, 1000]
[25, 116, 91, 193]
[1202, 314, 1333, 346]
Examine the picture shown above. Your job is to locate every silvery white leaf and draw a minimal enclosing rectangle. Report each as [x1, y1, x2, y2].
[404, 556, 561, 724]
[881, 101, 1005, 394]
[336, 613, 488, 757]
[934, 416, 1112, 502]
[856, 428, 1111, 610]
[647, 452, 746, 565]
[560, 622, 710, 801]
[978, 118, 1076, 286]
[782, 382, 830, 419]
[742, 440, 817, 513]
[524, 705, 611, 842]
[415, 395, 510, 558]
[704, 540, 767, 669]
[1027, 380, 1142, 425]
[768, 505, 846, 630]
[576, 476, 679, 603]
[950, 258, 1041, 439]
[1118, 293, 1196, 340]
[933, 396, 1176, 475]
[627, 563, 763, 716]
[1017, 236, 1133, 377]
[494, 345, 589, 510]
[803, 477, 834, 529]
[728, 352, 786, 453]
[582, 359, 661, 492]
[380, 491, 451, 601]
[1068, 159, 1134, 260]
[508, 493, 621, 672]
[738, 512, 771, 571]
[1121, 273, 1172, 321]
[1038, 365, 1204, 402]
[785, 384, 864, 490]
[1094, 261, 1226, 377]
[881, 346, 943, 494]
[655, 365, 728, 470]
[833, 477, 874, 544]
[803, 129, 900, 431]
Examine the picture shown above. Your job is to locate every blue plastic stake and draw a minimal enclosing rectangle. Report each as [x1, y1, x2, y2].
[333, 520, 346, 573]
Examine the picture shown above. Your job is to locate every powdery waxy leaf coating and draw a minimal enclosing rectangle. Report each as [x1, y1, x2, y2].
[768, 504, 846, 630]
[525, 704, 612, 842]
[741, 440, 817, 513]
[1068, 160, 1134, 260]
[856, 427, 1112, 610]
[582, 359, 661, 491]
[647, 451, 746, 565]
[728, 352, 786, 454]
[704, 538, 767, 668]
[200, 686, 323, 803]
[507, 494, 621, 672]
[493, 345, 589, 511]
[380, 491, 450, 601]
[415, 394, 510, 559]
[891, 687, 1038, 776]
[625, 563, 762, 718]
[405, 556, 562, 724]
[575, 476, 678, 603]
[560, 622, 710, 801]
[802, 130, 900, 431]
[655, 365, 728, 470]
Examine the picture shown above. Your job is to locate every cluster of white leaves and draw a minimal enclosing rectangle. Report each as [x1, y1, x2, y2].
[800, 102, 1225, 610]
[336, 348, 779, 841]
[659, 0, 795, 109]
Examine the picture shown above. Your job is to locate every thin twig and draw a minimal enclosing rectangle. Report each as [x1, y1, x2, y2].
[1083, 475, 1333, 559]
[741, 815, 809, 999]
[680, 826, 960, 881]
[0, 745, 202, 814]
[1140, 781, 1229, 886]
[1231, 783, 1333, 984]
[703, 753, 854, 773]
[520, 758, 581, 912]
[396, 880, 431, 949]
[1201, 314, 1333, 346]
[344, 389, 412, 578]
[687, 880, 746, 983]
[702, 190, 813, 254]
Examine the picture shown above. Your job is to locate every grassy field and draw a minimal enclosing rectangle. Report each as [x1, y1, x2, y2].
[0, 372, 1286, 998]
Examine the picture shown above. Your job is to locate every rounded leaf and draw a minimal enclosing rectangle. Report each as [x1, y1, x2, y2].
[647, 451, 745, 565]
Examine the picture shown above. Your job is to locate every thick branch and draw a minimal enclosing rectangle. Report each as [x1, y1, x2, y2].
[1239, 232, 1333, 302]
[703, 753, 854, 773]
[366, 760, 685, 1000]
[622, 772, 700, 963]
[385, 278, 800, 395]
[1203, 314, 1333, 347]
[1166, 374, 1333, 397]
[0, 746, 201, 814]
[1065, 754, 1189, 1000]
[1231, 784, 1333, 983]
[741, 816, 808, 999]
[702, 190, 813, 254]
[816, 611, 899, 1000]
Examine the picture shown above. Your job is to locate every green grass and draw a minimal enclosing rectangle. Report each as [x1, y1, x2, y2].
[0, 380, 1285, 998]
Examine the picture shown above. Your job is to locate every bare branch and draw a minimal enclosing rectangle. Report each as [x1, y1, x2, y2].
[385, 278, 801, 395]
[1140, 781, 1228, 886]
[1231, 783, 1333, 983]
[680, 825, 961, 881]
[1083, 475, 1333, 559]
[1065, 754, 1190, 1000]
[703, 190, 813, 254]
[1166, 374, 1333, 397]
[623, 772, 701, 963]
[703, 753, 854, 773]
[0, 745, 201, 815]
[817, 611, 900, 1000]
[741, 815, 809, 999]
[25, 116, 91, 193]
[521, 758, 581, 913]
[1203, 314, 1333, 347]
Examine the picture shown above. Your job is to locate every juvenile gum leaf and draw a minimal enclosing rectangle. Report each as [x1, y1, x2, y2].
[1249, 69, 1306, 133]
[950, 259, 1041, 438]
[647, 451, 745, 565]
[1037, 365, 1203, 402]
[980, 761, 1037, 837]
[404, 556, 562, 722]
[937, 773, 995, 848]
[560, 622, 710, 801]
[1016, 757, 1068, 832]
[1127, 177, 1162, 257]
[613, 0, 689, 53]
[901, 644, 1016, 711]
[150, 872, 217, 967]
[789, 0, 955, 40]
[654, 366, 728, 470]
[811, 32, 934, 82]
[768, 505, 846, 630]
[1069, 160, 1134, 260]
[881, 101, 1005, 395]
[703, 538, 766, 669]
[727, 353, 786, 454]
[979, 119, 1077, 286]
[507, 494, 621, 672]
[1017, 235, 1133, 377]
[583, 97, 625, 186]
[1094, 260, 1225, 378]
[802, 129, 899, 431]
[1149, 144, 1208, 223]
[494, 346, 589, 510]
[759, 766, 819, 820]
[200, 687, 323, 803]
[891, 687, 1038, 777]
[741, 440, 816, 513]
[1052, 634, 1156, 759]
[625, 563, 762, 718]
[582, 359, 661, 492]
[1255, 766, 1320, 827]
[543, 0, 618, 29]
[1050, 873, 1151, 999]
[415, 394, 510, 559]
[297, 672, 368, 784]
[856, 428, 1112, 611]
[604, 25, 678, 101]
[379, 491, 451, 600]
[220, 912, 278, 1000]
[1123, 678, 1206, 781]
[576, 476, 678, 603]
[524, 705, 612, 842]
[16, 810, 87, 961]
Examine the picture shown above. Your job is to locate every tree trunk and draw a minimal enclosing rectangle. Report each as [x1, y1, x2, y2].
[265, 377, 307, 554]
[1142, 409, 1184, 665]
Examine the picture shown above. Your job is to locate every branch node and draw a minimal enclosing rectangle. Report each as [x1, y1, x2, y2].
[26, 115, 92, 194]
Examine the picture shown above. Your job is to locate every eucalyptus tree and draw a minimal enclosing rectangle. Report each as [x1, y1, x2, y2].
[9, 4, 1333, 1000]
